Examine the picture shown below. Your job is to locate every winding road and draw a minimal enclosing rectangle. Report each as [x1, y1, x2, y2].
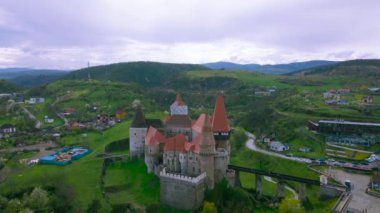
[245, 132, 312, 163]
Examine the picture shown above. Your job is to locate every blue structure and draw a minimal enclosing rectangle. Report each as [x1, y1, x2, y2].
[39, 146, 91, 166]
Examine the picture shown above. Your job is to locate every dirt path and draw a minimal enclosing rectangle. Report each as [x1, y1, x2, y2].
[0, 142, 57, 153]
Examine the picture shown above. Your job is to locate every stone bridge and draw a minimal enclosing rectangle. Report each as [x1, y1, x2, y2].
[228, 165, 346, 202]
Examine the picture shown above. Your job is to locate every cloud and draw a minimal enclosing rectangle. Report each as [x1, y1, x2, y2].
[0, 0, 379, 68]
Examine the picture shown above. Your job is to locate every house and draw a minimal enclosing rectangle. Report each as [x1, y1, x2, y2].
[269, 141, 289, 152]
[262, 136, 272, 143]
[325, 100, 337, 105]
[115, 109, 127, 121]
[369, 87, 380, 92]
[323, 91, 335, 99]
[254, 91, 271, 96]
[371, 172, 380, 190]
[362, 96, 373, 104]
[64, 107, 76, 116]
[299, 147, 311, 153]
[13, 93, 24, 103]
[337, 100, 349, 105]
[0, 124, 16, 134]
[337, 88, 351, 94]
[0, 93, 12, 100]
[44, 116, 54, 124]
[29, 97, 45, 104]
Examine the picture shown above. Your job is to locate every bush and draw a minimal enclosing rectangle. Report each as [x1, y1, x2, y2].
[205, 179, 254, 213]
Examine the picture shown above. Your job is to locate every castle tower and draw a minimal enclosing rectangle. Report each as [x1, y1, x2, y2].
[211, 95, 231, 151]
[129, 106, 148, 158]
[170, 93, 188, 116]
[166, 93, 192, 140]
[198, 114, 216, 189]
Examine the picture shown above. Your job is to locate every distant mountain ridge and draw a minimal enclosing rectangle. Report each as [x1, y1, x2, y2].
[0, 68, 69, 88]
[0, 68, 68, 79]
[289, 59, 380, 76]
[203, 60, 338, 74]
[65, 61, 209, 87]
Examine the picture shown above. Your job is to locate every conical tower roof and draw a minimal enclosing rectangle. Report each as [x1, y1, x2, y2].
[131, 106, 147, 128]
[199, 114, 216, 149]
[212, 95, 230, 132]
[171, 93, 186, 106]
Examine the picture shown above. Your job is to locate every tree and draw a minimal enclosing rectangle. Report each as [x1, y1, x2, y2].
[24, 187, 49, 210]
[201, 201, 217, 213]
[279, 198, 304, 213]
[87, 200, 101, 213]
[4, 199, 22, 213]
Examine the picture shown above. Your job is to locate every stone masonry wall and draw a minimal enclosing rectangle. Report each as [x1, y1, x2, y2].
[160, 169, 206, 210]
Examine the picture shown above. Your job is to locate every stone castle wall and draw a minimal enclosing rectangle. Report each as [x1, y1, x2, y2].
[160, 169, 206, 210]
[214, 148, 229, 182]
[129, 127, 147, 158]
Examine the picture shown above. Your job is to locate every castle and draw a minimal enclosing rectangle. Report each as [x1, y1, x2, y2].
[129, 94, 231, 210]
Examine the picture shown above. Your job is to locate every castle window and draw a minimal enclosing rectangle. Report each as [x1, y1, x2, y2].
[193, 167, 195, 173]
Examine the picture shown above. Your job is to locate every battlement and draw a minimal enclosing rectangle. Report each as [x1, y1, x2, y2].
[160, 168, 207, 184]
[215, 148, 228, 157]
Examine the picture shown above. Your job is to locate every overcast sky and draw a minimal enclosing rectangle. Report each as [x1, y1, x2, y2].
[0, 0, 379, 69]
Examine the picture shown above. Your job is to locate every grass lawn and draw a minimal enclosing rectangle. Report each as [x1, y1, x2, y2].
[0, 120, 132, 212]
[231, 147, 338, 211]
[104, 160, 160, 208]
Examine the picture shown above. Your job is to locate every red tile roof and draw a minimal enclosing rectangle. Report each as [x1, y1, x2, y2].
[145, 127, 166, 145]
[64, 107, 76, 113]
[211, 95, 230, 132]
[164, 134, 187, 152]
[165, 115, 192, 128]
[171, 93, 186, 106]
[200, 114, 216, 146]
[192, 113, 207, 133]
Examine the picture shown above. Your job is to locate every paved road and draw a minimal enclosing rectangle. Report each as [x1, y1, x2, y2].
[326, 143, 374, 154]
[0, 142, 57, 153]
[52, 96, 69, 127]
[327, 168, 380, 213]
[20, 104, 41, 129]
[245, 132, 311, 163]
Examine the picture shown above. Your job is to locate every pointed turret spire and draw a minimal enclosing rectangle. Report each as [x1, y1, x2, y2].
[131, 106, 147, 128]
[199, 114, 216, 149]
[211, 95, 230, 132]
[172, 93, 186, 106]
[170, 93, 188, 115]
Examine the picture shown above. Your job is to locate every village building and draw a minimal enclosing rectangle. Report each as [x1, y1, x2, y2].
[44, 115, 54, 124]
[299, 147, 311, 153]
[269, 141, 289, 152]
[64, 107, 76, 116]
[28, 97, 45, 104]
[371, 172, 380, 191]
[129, 94, 231, 210]
[362, 96, 373, 104]
[323, 91, 335, 99]
[0, 124, 17, 134]
[369, 87, 380, 92]
[309, 120, 380, 145]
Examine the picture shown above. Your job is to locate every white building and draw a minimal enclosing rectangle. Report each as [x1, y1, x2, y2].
[29, 97, 45, 104]
[0, 124, 16, 134]
[269, 141, 289, 152]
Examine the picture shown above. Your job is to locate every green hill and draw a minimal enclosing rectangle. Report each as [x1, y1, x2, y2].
[290, 59, 380, 77]
[65, 62, 209, 87]
[0, 80, 20, 93]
